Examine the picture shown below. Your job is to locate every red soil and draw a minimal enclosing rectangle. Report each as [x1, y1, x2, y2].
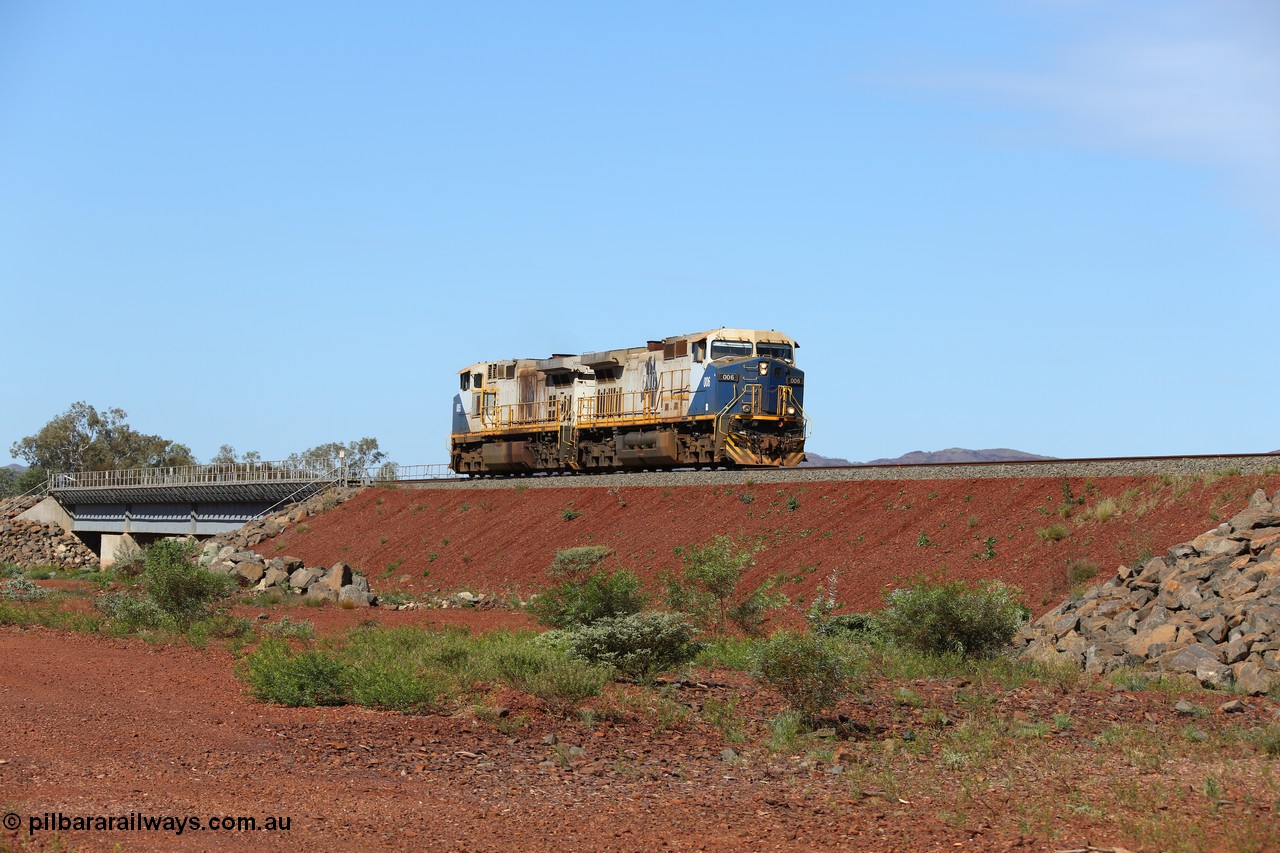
[255, 473, 1280, 617]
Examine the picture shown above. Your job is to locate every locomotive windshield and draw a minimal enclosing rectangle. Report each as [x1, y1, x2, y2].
[710, 340, 753, 359]
[757, 342, 794, 363]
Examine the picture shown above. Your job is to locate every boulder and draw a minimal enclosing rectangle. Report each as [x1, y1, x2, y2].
[1194, 659, 1233, 689]
[338, 585, 375, 607]
[289, 567, 323, 590]
[306, 585, 337, 603]
[235, 562, 266, 586]
[1232, 661, 1274, 696]
[1160, 643, 1222, 674]
[261, 567, 291, 589]
[323, 562, 353, 591]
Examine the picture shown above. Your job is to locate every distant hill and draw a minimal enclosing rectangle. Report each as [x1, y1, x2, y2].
[4, 464, 25, 472]
[861, 448, 1053, 466]
[801, 448, 1051, 467]
[798, 453, 856, 467]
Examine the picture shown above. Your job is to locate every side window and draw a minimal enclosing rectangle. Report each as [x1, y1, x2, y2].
[460, 373, 470, 392]
[692, 339, 706, 363]
[473, 373, 484, 389]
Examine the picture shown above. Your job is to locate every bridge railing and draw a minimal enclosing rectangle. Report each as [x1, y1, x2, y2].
[48, 460, 338, 491]
[357, 463, 463, 483]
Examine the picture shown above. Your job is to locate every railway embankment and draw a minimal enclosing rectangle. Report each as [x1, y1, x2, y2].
[249, 467, 1280, 619]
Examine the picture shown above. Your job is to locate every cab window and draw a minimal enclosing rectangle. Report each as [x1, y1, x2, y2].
[757, 343, 794, 363]
[709, 340, 753, 360]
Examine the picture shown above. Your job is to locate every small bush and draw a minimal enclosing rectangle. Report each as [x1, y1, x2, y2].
[815, 612, 883, 640]
[1, 577, 48, 602]
[1066, 559, 1101, 587]
[567, 612, 701, 681]
[0, 564, 22, 579]
[1038, 524, 1070, 543]
[142, 539, 236, 629]
[664, 536, 785, 636]
[878, 577, 1027, 658]
[241, 638, 349, 707]
[262, 616, 316, 639]
[529, 547, 645, 629]
[97, 591, 174, 633]
[1087, 498, 1119, 522]
[754, 631, 856, 723]
[524, 661, 611, 710]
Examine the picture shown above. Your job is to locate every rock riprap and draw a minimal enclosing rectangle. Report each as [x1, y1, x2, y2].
[198, 544, 377, 607]
[1, 497, 99, 570]
[1020, 488, 1280, 694]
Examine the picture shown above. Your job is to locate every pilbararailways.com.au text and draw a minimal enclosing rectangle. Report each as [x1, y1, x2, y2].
[12, 811, 292, 836]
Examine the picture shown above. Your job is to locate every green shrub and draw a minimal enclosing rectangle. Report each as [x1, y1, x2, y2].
[1038, 524, 1069, 543]
[529, 546, 645, 628]
[0, 563, 23, 579]
[142, 539, 236, 629]
[241, 638, 349, 707]
[664, 536, 785, 636]
[1066, 559, 1101, 586]
[97, 591, 174, 633]
[878, 577, 1028, 658]
[262, 616, 316, 639]
[1, 577, 48, 602]
[567, 612, 701, 681]
[753, 631, 857, 723]
[816, 612, 883, 639]
[523, 661, 612, 710]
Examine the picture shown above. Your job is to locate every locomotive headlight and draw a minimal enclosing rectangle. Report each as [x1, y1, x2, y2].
[786, 405, 796, 416]
[758, 361, 768, 375]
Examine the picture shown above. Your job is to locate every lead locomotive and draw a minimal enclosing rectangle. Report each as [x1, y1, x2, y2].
[449, 328, 807, 475]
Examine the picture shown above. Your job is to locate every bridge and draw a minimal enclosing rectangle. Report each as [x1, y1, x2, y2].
[20, 461, 459, 565]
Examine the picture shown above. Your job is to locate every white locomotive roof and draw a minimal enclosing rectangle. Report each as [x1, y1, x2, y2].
[458, 328, 797, 373]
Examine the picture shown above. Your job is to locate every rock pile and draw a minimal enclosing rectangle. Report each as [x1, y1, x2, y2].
[194, 487, 376, 606]
[1020, 488, 1280, 694]
[206, 486, 363, 553]
[199, 545, 377, 607]
[1, 497, 99, 570]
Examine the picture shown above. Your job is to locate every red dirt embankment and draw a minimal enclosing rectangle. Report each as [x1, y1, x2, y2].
[255, 472, 1280, 616]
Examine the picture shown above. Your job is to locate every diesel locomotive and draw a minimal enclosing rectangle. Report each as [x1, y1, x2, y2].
[449, 328, 807, 475]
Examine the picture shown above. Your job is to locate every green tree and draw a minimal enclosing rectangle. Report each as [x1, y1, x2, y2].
[287, 438, 386, 474]
[10, 402, 194, 474]
[210, 445, 262, 465]
[0, 467, 18, 498]
[664, 536, 786, 636]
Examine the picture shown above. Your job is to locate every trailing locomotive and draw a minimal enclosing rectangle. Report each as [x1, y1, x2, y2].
[450, 328, 807, 475]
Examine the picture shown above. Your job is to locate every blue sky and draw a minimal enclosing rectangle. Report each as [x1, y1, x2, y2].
[4, 1, 1278, 467]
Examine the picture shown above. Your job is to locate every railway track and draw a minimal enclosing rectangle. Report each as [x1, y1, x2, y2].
[386, 452, 1280, 490]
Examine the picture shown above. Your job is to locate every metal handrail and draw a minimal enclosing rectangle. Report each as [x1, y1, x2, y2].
[48, 460, 338, 491]
[364, 463, 463, 482]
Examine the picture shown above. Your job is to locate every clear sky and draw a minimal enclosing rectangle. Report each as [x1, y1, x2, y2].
[3, 1, 1278, 468]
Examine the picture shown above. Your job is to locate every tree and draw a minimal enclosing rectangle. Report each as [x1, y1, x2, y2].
[210, 445, 262, 465]
[10, 402, 195, 474]
[0, 467, 18, 498]
[663, 536, 787, 636]
[287, 438, 386, 474]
